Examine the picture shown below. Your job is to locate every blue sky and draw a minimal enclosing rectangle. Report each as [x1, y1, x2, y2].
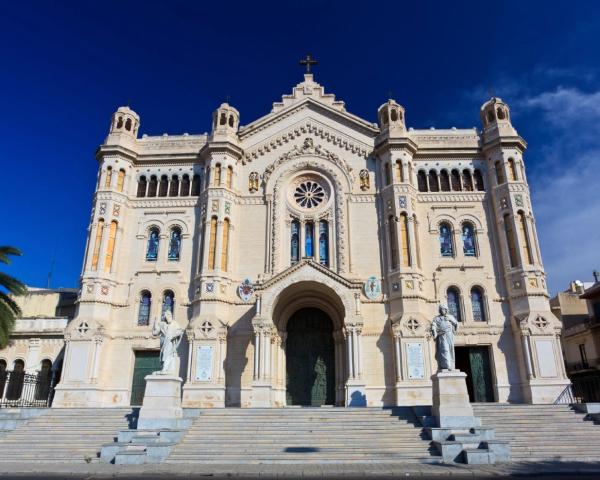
[1, 1, 599, 295]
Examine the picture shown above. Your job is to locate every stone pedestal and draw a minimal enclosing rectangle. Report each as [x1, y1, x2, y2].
[251, 382, 272, 407]
[345, 382, 367, 407]
[138, 374, 183, 429]
[431, 370, 478, 428]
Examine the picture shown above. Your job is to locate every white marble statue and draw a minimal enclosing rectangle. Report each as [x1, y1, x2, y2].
[152, 310, 184, 375]
[430, 304, 459, 371]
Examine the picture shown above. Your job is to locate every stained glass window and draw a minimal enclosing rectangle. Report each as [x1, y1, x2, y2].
[146, 227, 160, 261]
[305, 222, 314, 258]
[291, 220, 300, 264]
[319, 220, 328, 267]
[168, 227, 181, 261]
[439, 223, 454, 257]
[447, 287, 462, 322]
[138, 291, 151, 326]
[462, 223, 476, 257]
[162, 290, 174, 317]
[471, 287, 486, 322]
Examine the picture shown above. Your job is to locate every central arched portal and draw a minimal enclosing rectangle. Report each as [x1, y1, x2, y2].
[286, 308, 335, 406]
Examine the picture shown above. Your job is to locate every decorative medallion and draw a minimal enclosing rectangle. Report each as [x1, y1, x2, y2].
[399, 196, 407, 209]
[406, 318, 420, 332]
[359, 169, 370, 191]
[113, 204, 120, 217]
[364, 276, 382, 300]
[77, 322, 90, 336]
[515, 194, 524, 207]
[86, 284, 94, 294]
[200, 320, 214, 336]
[205, 282, 215, 293]
[238, 278, 254, 302]
[529, 278, 538, 288]
[100, 285, 109, 295]
[224, 202, 231, 215]
[249, 171, 259, 193]
[392, 282, 400, 292]
[211, 200, 218, 213]
[99, 202, 106, 215]
[294, 180, 325, 209]
[405, 280, 414, 290]
[533, 316, 549, 329]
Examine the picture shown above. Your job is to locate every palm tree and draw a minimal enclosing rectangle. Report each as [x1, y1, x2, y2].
[0, 246, 26, 348]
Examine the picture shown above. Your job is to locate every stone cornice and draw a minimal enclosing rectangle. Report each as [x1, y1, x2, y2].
[96, 144, 138, 162]
[481, 135, 527, 152]
[417, 193, 486, 202]
[131, 198, 200, 208]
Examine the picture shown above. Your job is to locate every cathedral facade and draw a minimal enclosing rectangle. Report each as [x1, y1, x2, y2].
[52, 73, 569, 409]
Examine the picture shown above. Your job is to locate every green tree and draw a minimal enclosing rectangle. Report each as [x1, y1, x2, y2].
[0, 246, 26, 348]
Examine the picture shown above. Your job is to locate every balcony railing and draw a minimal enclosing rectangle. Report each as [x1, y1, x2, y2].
[0, 370, 54, 408]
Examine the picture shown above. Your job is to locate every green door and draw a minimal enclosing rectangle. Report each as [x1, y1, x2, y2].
[286, 308, 335, 406]
[130, 350, 161, 406]
[468, 347, 495, 402]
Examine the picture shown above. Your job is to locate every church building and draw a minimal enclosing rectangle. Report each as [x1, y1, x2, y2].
[48, 68, 569, 409]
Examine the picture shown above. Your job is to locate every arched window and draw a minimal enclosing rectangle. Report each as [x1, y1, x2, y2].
[508, 158, 517, 181]
[104, 220, 118, 272]
[0, 359, 6, 395]
[117, 169, 125, 192]
[221, 218, 230, 271]
[518, 211, 533, 265]
[169, 175, 179, 197]
[214, 164, 222, 186]
[447, 287, 462, 322]
[384, 163, 391, 186]
[440, 170, 450, 191]
[413, 214, 421, 268]
[462, 222, 477, 257]
[439, 222, 454, 257]
[473, 169, 485, 191]
[395, 161, 403, 183]
[389, 215, 399, 270]
[463, 169, 474, 191]
[208, 217, 217, 269]
[91, 219, 104, 271]
[400, 213, 410, 267]
[125, 118, 132, 131]
[495, 161, 505, 185]
[319, 220, 329, 267]
[487, 110, 494, 124]
[116, 116, 123, 129]
[497, 107, 506, 120]
[428, 170, 439, 192]
[417, 170, 428, 192]
[137, 176, 147, 197]
[451, 169, 462, 191]
[180, 174, 190, 196]
[219, 112, 226, 125]
[305, 222, 314, 258]
[168, 227, 182, 261]
[104, 166, 112, 188]
[162, 290, 175, 318]
[191, 174, 200, 196]
[146, 227, 160, 261]
[148, 175, 158, 197]
[138, 291, 152, 326]
[6, 359, 25, 400]
[291, 220, 300, 264]
[35, 359, 52, 401]
[228, 115, 234, 127]
[471, 287, 486, 322]
[226, 166, 233, 189]
[504, 214, 518, 268]
[159, 175, 168, 197]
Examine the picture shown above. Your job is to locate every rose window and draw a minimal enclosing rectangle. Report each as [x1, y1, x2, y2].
[294, 181, 325, 209]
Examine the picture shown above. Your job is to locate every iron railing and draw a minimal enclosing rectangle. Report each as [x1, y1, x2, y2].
[0, 370, 54, 408]
[554, 376, 600, 404]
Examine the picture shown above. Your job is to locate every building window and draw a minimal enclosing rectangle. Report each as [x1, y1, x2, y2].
[471, 287, 486, 322]
[305, 222, 314, 257]
[208, 217, 217, 269]
[146, 227, 160, 261]
[428, 170, 439, 192]
[395, 161, 403, 183]
[447, 287, 462, 322]
[214, 164, 222, 186]
[180, 174, 190, 196]
[226, 166, 233, 189]
[413, 214, 421, 268]
[148, 175, 158, 197]
[168, 227, 182, 261]
[169, 175, 179, 197]
[162, 290, 175, 318]
[104, 220, 118, 272]
[117, 169, 125, 192]
[137, 176, 147, 197]
[319, 220, 329, 267]
[517, 211, 533, 265]
[221, 218, 230, 271]
[504, 214, 518, 268]
[91, 219, 104, 271]
[463, 170, 474, 191]
[473, 169, 485, 191]
[389, 215, 398, 270]
[495, 161, 505, 185]
[138, 291, 152, 326]
[104, 166, 112, 188]
[191, 174, 200, 196]
[440, 170, 450, 191]
[291, 220, 300, 264]
[508, 158, 518, 181]
[462, 222, 477, 257]
[159, 175, 168, 197]
[417, 170, 428, 192]
[579, 344, 588, 368]
[451, 169, 462, 191]
[294, 181, 325, 209]
[439, 222, 454, 257]
[400, 213, 410, 267]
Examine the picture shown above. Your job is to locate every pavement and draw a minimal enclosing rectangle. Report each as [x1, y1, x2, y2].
[1, 461, 600, 479]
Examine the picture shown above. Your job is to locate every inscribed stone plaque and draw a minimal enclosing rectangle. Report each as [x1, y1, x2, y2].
[406, 342, 425, 379]
[195, 345, 214, 381]
[69, 343, 89, 381]
[535, 340, 557, 378]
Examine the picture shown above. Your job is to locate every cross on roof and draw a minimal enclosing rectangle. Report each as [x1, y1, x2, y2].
[299, 54, 318, 73]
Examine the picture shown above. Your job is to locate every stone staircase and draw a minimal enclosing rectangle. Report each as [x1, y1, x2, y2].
[166, 407, 441, 464]
[472, 404, 600, 462]
[0, 408, 133, 463]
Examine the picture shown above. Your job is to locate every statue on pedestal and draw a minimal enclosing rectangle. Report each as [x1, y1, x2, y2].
[152, 310, 184, 375]
[430, 304, 458, 371]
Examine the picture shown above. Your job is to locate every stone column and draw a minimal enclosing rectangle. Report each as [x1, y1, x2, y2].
[345, 322, 366, 407]
[251, 322, 273, 407]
